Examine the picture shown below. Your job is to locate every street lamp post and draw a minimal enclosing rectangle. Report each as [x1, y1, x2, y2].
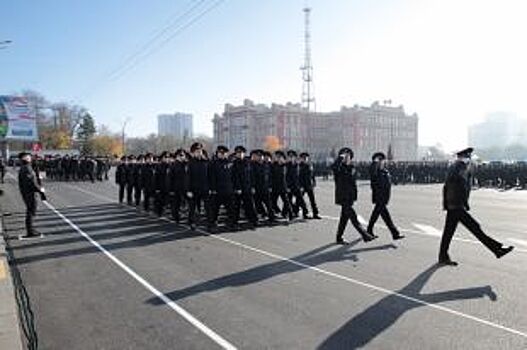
[121, 118, 131, 155]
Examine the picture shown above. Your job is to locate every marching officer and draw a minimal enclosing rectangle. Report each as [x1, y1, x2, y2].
[133, 155, 144, 206]
[251, 149, 276, 223]
[299, 152, 321, 220]
[439, 147, 514, 266]
[286, 150, 309, 219]
[367, 152, 404, 240]
[154, 152, 170, 216]
[187, 142, 210, 230]
[209, 145, 236, 230]
[332, 147, 376, 244]
[271, 150, 293, 221]
[167, 149, 187, 223]
[141, 153, 155, 212]
[232, 145, 258, 228]
[125, 155, 136, 205]
[18, 152, 46, 239]
[115, 156, 128, 204]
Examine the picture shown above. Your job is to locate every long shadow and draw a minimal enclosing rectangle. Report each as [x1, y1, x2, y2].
[318, 264, 497, 349]
[146, 240, 398, 305]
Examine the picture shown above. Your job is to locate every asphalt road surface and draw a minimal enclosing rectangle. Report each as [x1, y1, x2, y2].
[1, 167, 527, 349]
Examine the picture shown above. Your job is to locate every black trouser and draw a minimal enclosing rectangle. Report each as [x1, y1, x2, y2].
[210, 194, 235, 226]
[289, 187, 308, 216]
[154, 190, 166, 216]
[234, 192, 257, 224]
[302, 188, 319, 216]
[143, 189, 152, 211]
[188, 193, 210, 225]
[272, 191, 293, 219]
[367, 203, 399, 237]
[23, 195, 37, 236]
[118, 184, 126, 203]
[0, 166, 4, 183]
[336, 204, 368, 240]
[134, 185, 142, 206]
[254, 190, 275, 220]
[170, 192, 183, 222]
[439, 209, 502, 260]
[126, 183, 134, 204]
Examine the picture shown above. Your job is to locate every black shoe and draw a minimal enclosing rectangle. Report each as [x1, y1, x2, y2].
[336, 239, 350, 245]
[496, 246, 514, 259]
[303, 214, 310, 220]
[312, 214, 322, 220]
[438, 259, 458, 266]
[362, 234, 377, 242]
[393, 234, 405, 240]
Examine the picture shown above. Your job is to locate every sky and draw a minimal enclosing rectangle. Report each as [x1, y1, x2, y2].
[1, 0, 526, 152]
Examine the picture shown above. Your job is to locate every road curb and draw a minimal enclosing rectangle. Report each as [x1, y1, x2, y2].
[0, 215, 24, 350]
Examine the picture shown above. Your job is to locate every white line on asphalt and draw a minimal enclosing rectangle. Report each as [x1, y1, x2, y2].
[65, 186, 527, 340]
[507, 238, 527, 247]
[42, 200, 237, 350]
[320, 215, 527, 253]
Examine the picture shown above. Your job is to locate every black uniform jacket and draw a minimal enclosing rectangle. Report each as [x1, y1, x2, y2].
[443, 161, 470, 211]
[332, 157, 358, 206]
[370, 163, 392, 205]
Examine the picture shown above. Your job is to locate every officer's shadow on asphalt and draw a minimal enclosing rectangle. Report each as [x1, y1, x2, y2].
[317, 263, 497, 349]
[146, 239, 397, 305]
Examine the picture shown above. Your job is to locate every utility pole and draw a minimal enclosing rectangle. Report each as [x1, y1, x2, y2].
[300, 8, 315, 113]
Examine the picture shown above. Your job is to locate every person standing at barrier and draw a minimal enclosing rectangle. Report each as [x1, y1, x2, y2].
[18, 152, 46, 239]
[333, 147, 376, 245]
[367, 152, 404, 240]
[439, 147, 514, 266]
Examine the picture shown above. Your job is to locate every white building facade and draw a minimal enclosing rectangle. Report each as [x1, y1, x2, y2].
[158, 113, 193, 140]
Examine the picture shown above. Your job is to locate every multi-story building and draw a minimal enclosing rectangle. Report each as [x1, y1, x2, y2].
[158, 113, 193, 140]
[213, 99, 418, 161]
[468, 112, 527, 149]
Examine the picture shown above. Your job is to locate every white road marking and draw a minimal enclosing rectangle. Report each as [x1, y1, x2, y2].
[59, 186, 527, 340]
[412, 223, 441, 237]
[42, 200, 237, 350]
[507, 238, 527, 247]
[358, 214, 368, 226]
[321, 214, 527, 253]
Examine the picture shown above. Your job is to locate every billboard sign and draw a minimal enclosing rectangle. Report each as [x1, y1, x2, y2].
[0, 95, 38, 140]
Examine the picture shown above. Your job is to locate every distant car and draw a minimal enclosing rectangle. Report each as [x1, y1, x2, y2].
[8, 155, 19, 166]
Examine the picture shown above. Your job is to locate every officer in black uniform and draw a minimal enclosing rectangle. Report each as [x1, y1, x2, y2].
[271, 150, 293, 221]
[439, 148, 514, 265]
[299, 152, 321, 219]
[286, 150, 309, 219]
[125, 155, 136, 205]
[367, 152, 404, 240]
[232, 145, 258, 228]
[133, 155, 144, 206]
[332, 147, 376, 244]
[209, 145, 235, 230]
[154, 152, 170, 216]
[142, 153, 155, 212]
[115, 156, 128, 203]
[187, 142, 210, 230]
[252, 149, 275, 223]
[18, 152, 46, 239]
[167, 149, 187, 223]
